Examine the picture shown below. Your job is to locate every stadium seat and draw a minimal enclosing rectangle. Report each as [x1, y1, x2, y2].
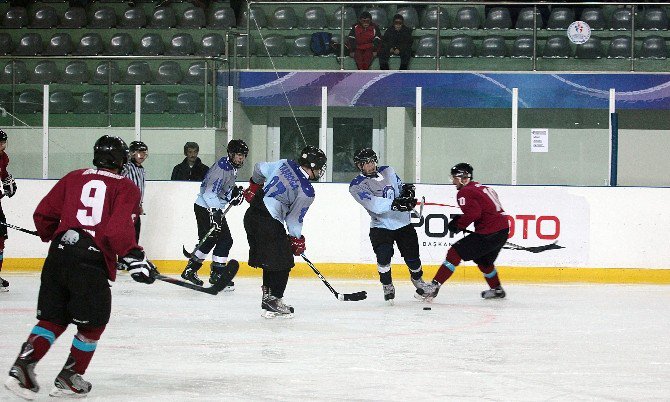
[414, 35, 439, 57]
[366, 7, 389, 28]
[575, 36, 604, 59]
[396, 7, 419, 29]
[179, 7, 206, 28]
[329, 7, 356, 29]
[208, 6, 236, 29]
[15, 33, 43, 56]
[119, 7, 147, 28]
[421, 6, 449, 29]
[167, 33, 195, 56]
[111, 91, 135, 114]
[61, 7, 87, 29]
[610, 8, 632, 31]
[198, 33, 224, 57]
[234, 35, 256, 56]
[543, 35, 572, 58]
[270, 6, 298, 29]
[302, 7, 327, 29]
[581, 8, 606, 30]
[154, 61, 182, 84]
[16, 90, 42, 114]
[261, 34, 286, 56]
[142, 91, 169, 114]
[445, 35, 475, 57]
[28, 60, 59, 84]
[238, 7, 267, 28]
[481, 35, 507, 57]
[516, 7, 544, 30]
[30, 5, 58, 28]
[2, 7, 28, 28]
[149, 7, 177, 28]
[44, 33, 74, 56]
[88, 7, 116, 28]
[62, 61, 90, 84]
[511, 35, 535, 58]
[547, 8, 574, 30]
[484, 7, 512, 29]
[76, 90, 107, 113]
[454, 7, 480, 29]
[0, 61, 27, 84]
[122, 61, 151, 84]
[287, 35, 312, 56]
[641, 8, 669, 31]
[607, 36, 632, 58]
[49, 91, 75, 114]
[172, 91, 201, 114]
[75, 33, 104, 56]
[107, 33, 134, 56]
[0, 34, 13, 55]
[182, 62, 206, 85]
[92, 61, 120, 84]
[639, 35, 668, 59]
[136, 33, 164, 56]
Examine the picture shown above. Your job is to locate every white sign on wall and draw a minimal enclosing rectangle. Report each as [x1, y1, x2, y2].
[531, 128, 549, 153]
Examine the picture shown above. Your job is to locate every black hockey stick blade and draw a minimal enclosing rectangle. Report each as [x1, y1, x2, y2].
[182, 245, 192, 259]
[502, 241, 565, 253]
[341, 291, 367, 301]
[153, 274, 220, 295]
[210, 259, 239, 292]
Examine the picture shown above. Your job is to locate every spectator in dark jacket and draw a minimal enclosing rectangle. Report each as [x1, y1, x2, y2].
[346, 11, 382, 70]
[379, 14, 413, 70]
[171, 142, 209, 181]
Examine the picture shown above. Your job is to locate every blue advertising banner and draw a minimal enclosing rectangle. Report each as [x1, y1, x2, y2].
[236, 71, 670, 109]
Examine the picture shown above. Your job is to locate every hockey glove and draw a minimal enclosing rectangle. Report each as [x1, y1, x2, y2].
[119, 249, 157, 284]
[400, 183, 415, 199]
[230, 185, 244, 206]
[391, 196, 417, 212]
[209, 208, 224, 232]
[2, 173, 16, 198]
[447, 215, 463, 235]
[243, 179, 262, 204]
[289, 235, 306, 256]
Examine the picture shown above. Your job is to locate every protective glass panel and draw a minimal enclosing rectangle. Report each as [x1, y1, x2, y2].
[279, 117, 319, 161]
[332, 117, 373, 183]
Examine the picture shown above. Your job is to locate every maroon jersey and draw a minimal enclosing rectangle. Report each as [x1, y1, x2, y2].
[455, 181, 509, 235]
[33, 168, 142, 280]
[0, 152, 9, 181]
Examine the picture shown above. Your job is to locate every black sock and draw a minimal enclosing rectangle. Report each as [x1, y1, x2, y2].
[379, 271, 392, 285]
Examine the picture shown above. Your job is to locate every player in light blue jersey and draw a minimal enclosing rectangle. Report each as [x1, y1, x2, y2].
[242, 145, 326, 318]
[349, 148, 431, 303]
[180, 140, 247, 289]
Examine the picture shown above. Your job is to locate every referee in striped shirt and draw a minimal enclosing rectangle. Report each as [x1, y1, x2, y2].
[122, 141, 148, 242]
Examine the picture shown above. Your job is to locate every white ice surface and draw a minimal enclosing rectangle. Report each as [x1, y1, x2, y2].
[1, 274, 669, 401]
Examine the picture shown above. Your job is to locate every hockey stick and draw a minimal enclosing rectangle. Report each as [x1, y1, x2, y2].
[300, 254, 367, 301]
[153, 260, 238, 295]
[0, 221, 39, 236]
[462, 229, 565, 254]
[182, 202, 235, 259]
[419, 201, 459, 208]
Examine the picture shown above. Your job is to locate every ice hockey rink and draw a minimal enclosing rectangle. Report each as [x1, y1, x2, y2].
[1, 273, 669, 401]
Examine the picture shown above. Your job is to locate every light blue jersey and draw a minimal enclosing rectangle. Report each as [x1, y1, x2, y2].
[195, 156, 239, 210]
[349, 165, 410, 230]
[252, 159, 315, 238]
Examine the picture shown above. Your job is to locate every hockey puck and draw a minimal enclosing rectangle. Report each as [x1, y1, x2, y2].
[423, 307, 431, 310]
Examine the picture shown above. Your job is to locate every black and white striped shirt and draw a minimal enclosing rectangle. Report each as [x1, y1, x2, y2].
[122, 161, 145, 206]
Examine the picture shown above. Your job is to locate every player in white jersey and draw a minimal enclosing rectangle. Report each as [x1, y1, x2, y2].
[242, 145, 326, 318]
[180, 140, 247, 289]
[348, 148, 431, 302]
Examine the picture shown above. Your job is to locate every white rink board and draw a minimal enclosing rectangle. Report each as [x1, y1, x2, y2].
[4, 179, 670, 269]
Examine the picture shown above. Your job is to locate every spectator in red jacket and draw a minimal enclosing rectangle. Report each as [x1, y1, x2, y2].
[346, 11, 382, 70]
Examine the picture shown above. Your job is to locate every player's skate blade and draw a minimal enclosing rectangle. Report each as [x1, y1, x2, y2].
[4, 376, 38, 400]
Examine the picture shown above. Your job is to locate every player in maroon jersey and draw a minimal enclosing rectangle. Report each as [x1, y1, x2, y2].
[0, 129, 17, 292]
[4, 135, 157, 400]
[416, 163, 510, 301]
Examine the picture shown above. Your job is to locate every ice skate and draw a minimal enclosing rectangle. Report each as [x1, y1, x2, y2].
[49, 356, 91, 398]
[411, 277, 431, 294]
[261, 290, 294, 319]
[5, 342, 39, 400]
[481, 286, 506, 299]
[180, 259, 203, 286]
[209, 262, 234, 291]
[0, 276, 8, 292]
[414, 279, 441, 302]
[382, 283, 395, 304]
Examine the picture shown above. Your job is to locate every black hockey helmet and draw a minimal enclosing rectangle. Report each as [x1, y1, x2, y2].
[298, 145, 327, 180]
[0, 129, 7, 142]
[129, 140, 148, 153]
[227, 139, 248, 168]
[451, 162, 473, 179]
[353, 148, 378, 176]
[93, 135, 129, 171]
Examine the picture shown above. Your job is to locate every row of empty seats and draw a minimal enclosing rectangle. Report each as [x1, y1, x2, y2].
[1, 60, 210, 84]
[0, 32, 228, 57]
[0, 89, 204, 114]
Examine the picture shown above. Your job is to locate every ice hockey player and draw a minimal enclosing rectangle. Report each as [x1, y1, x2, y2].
[416, 163, 509, 302]
[243, 145, 326, 318]
[180, 139, 248, 290]
[348, 148, 431, 303]
[121, 140, 148, 242]
[4, 135, 157, 399]
[0, 129, 16, 292]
